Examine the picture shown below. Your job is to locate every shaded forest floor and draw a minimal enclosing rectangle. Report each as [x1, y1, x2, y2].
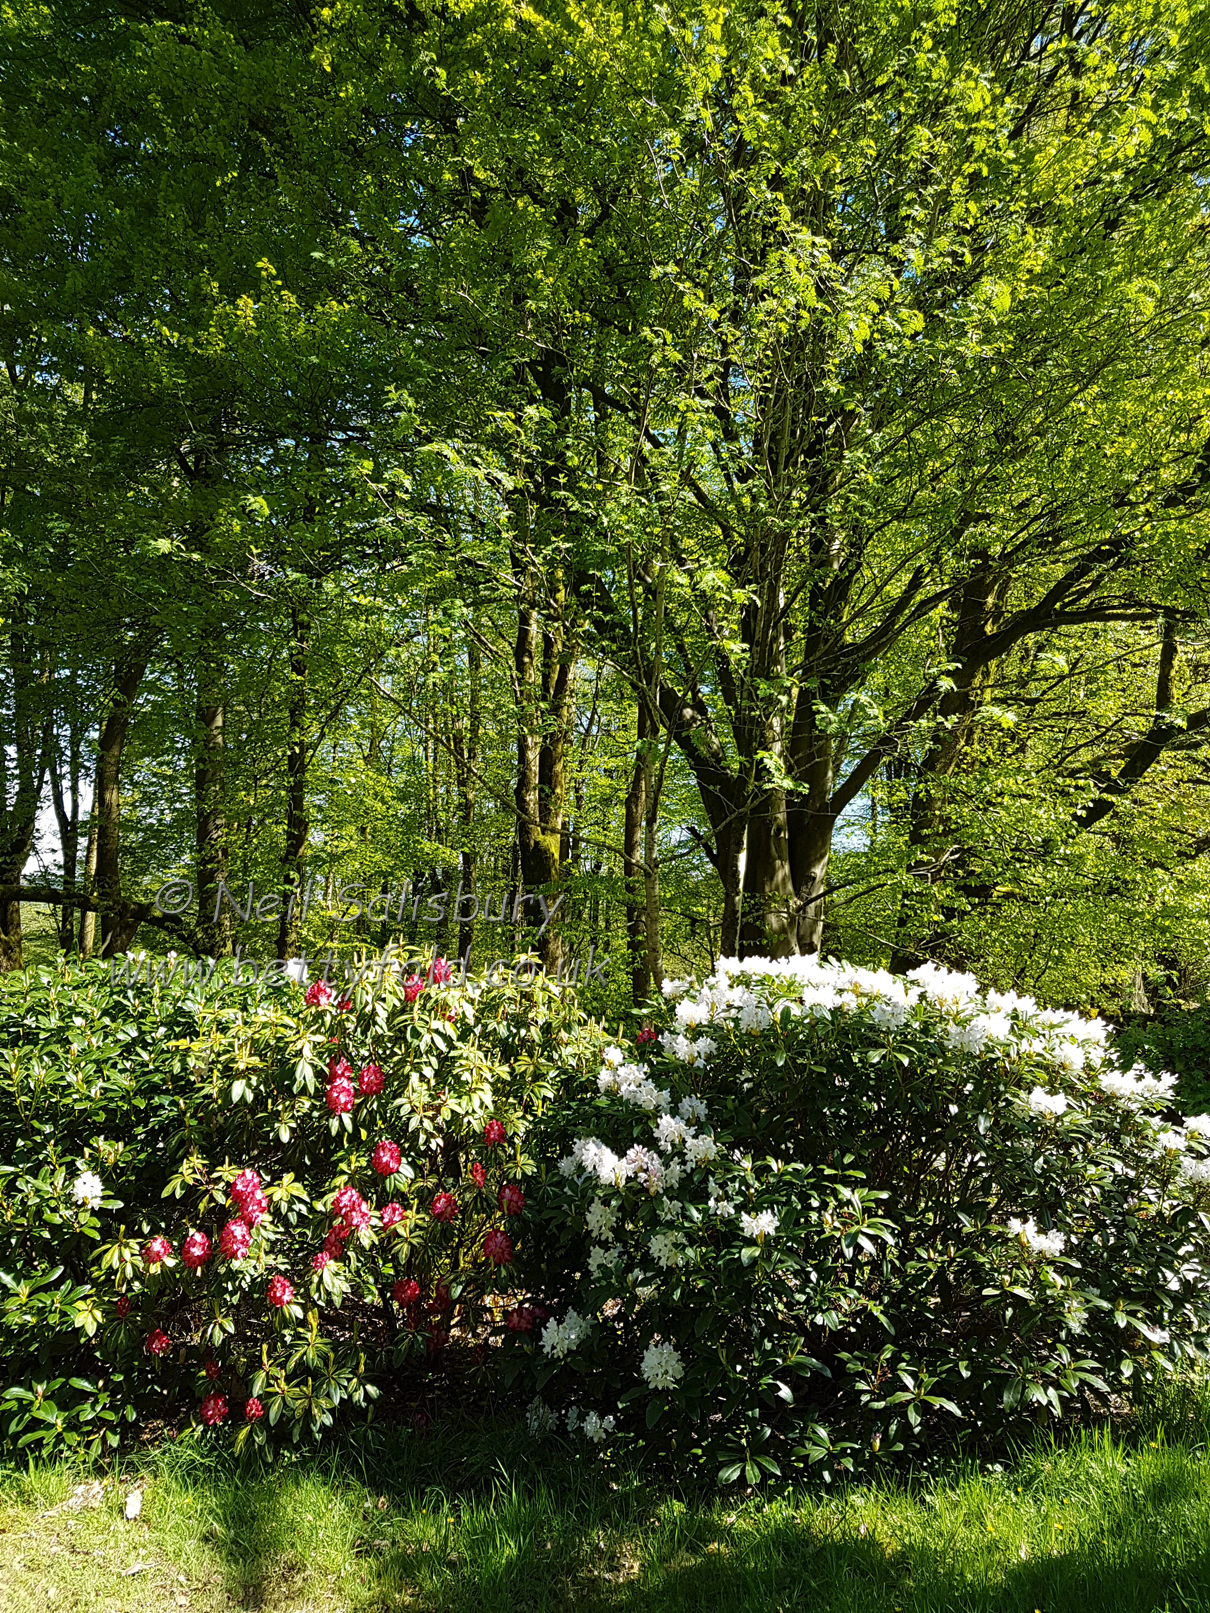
[5, 1383, 1210, 1612]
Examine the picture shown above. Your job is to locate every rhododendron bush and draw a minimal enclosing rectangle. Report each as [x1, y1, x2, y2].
[0, 959, 599, 1456]
[523, 958, 1210, 1483]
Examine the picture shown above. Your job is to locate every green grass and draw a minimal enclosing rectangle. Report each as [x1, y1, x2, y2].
[6, 1384, 1210, 1612]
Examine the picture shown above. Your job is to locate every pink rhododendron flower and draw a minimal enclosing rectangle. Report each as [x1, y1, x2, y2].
[372, 1138, 401, 1175]
[115, 1296, 130, 1319]
[403, 973, 425, 1003]
[241, 1188, 269, 1228]
[312, 1250, 333, 1273]
[181, 1231, 212, 1270]
[245, 1397, 264, 1421]
[497, 1183, 525, 1217]
[430, 956, 453, 985]
[359, 1062, 384, 1096]
[143, 1236, 171, 1266]
[333, 1185, 370, 1231]
[230, 1169, 261, 1210]
[305, 980, 335, 1007]
[505, 1305, 535, 1333]
[328, 1056, 353, 1082]
[380, 1203, 405, 1231]
[267, 1276, 294, 1308]
[483, 1228, 514, 1266]
[146, 1328, 171, 1356]
[392, 1278, 421, 1307]
[204, 1359, 222, 1381]
[220, 1219, 251, 1262]
[430, 1192, 458, 1224]
[200, 1392, 228, 1426]
[338, 997, 353, 1012]
[483, 1119, 506, 1148]
[470, 1161, 486, 1190]
[326, 1076, 355, 1114]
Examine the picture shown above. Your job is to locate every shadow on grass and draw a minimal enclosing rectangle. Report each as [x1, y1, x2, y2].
[131, 1383, 1210, 1613]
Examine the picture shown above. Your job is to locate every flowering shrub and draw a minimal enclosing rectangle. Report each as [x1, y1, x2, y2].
[522, 957, 1210, 1483]
[0, 957, 600, 1455]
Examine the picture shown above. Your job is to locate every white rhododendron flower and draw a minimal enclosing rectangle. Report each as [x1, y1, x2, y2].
[674, 997, 711, 1028]
[648, 1230, 686, 1268]
[1007, 1217, 1066, 1259]
[740, 1209, 778, 1240]
[541, 1309, 591, 1359]
[1098, 1065, 1178, 1105]
[685, 1132, 718, 1166]
[641, 1340, 684, 1390]
[678, 1094, 708, 1124]
[653, 1113, 692, 1152]
[588, 1244, 620, 1276]
[1183, 1114, 1210, 1137]
[72, 1172, 103, 1209]
[582, 1411, 615, 1443]
[585, 1198, 618, 1239]
[1179, 1156, 1210, 1187]
[601, 1045, 625, 1068]
[526, 1396, 560, 1436]
[1026, 1087, 1069, 1119]
[661, 978, 690, 999]
[737, 999, 773, 1036]
[1152, 1127, 1186, 1153]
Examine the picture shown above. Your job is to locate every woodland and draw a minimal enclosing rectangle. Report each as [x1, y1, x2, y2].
[3, 0, 1210, 1018]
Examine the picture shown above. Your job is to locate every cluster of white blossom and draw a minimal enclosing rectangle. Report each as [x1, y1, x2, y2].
[640, 1340, 684, 1389]
[740, 1210, 778, 1240]
[72, 1172, 103, 1209]
[1007, 1217, 1067, 1259]
[1098, 1065, 1179, 1105]
[1025, 1086, 1071, 1119]
[540, 1308, 592, 1360]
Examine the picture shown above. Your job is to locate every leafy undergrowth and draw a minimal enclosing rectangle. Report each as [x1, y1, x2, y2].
[5, 1381, 1210, 1613]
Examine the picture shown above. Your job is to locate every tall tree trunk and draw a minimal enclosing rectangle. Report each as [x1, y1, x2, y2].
[277, 601, 310, 960]
[195, 656, 231, 957]
[624, 703, 649, 1003]
[95, 649, 151, 958]
[0, 626, 52, 972]
[48, 699, 83, 954]
[450, 638, 481, 963]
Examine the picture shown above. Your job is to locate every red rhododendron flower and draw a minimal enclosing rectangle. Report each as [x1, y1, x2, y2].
[245, 1397, 264, 1421]
[430, 956, 453, 985]
[483, 1119, 506, 1148]
[200, 1392, 228, 1427]
[380, 1203, 405, 1231]
[267, 1276, 294, 1308]
[392, 1278, 421, 1307]
[230, 1169, 261, 1209]
[326, 1076, 355, 1114]
[469, 1161, 486, 1190]
[146, 1328, 171, 1356]
[430, 1192, 458, 1224]
[220, 1219, 251, 1262]
[328, 1055, 353, 1082]
[204, 1359, 222, 1381]
[403, 973, 425, 1003]
[305, 980, 335, 1007]
[115, 1296, 130, 1319]
[483, 1228, 514, 1266]
[332, 1185, 370, 1231]
[322, 1228, 346, 1259]
[241, 1188, 269, 1228]
[505, 1305, 535, 1333]
[359, 1062, 385, 1097]
[636, 1026, 658, 1047]
[372, 1138, 401, 1175]
[143, 1236, 172, 1266]
[312, 1250, 333, 1273]
[181, 1231, 212, 1270]
[497, 1183, 525, 1217]
[338, 997, 353, 1012]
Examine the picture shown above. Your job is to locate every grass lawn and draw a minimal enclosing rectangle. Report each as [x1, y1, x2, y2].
[4, 1382, 1210, 1613]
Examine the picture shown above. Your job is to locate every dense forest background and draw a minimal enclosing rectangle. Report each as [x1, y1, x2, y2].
[3, 0, 1210, 1022]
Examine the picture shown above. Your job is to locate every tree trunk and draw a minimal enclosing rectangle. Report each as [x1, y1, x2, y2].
[48, 704, 83, 954]
[95, 649, 151, 958]
[624, 704, 649, 1004]
[0, 626, 53, 971]
[195, 659, 231, 957]
[450, 638, 481, 963]
[276, 601, 310, 960]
